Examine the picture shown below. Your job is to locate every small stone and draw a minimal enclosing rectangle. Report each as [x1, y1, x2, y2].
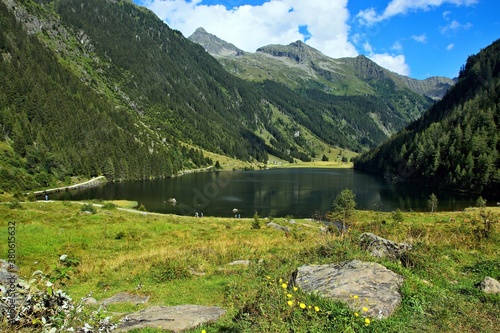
[479, 277, 500, 294]
[83, 297, 98, 305]
[59, 254, 68, 262]
[228, 260, 250, 266]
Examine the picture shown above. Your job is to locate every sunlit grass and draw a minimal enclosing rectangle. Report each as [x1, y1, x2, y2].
[0, 202, 499, 332]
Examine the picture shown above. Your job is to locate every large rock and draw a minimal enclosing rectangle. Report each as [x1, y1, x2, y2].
[359, 233, 412, 261]
[479, 277, 500, 294]
[99, 292, 150, 305]
[116, 305, 226, 332]
[292, 260, 403, 319]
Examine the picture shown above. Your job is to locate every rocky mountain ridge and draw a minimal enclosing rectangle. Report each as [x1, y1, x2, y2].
[189, 27, 455, 101]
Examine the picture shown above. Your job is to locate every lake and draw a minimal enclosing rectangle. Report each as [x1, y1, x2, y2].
[50, 168, 478, 218]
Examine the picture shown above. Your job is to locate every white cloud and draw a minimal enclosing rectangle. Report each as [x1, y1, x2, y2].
[446, 43, 455, 50]
[391, 41, 403, 51]
[357, 0, 478, 25]
[440, 20, 473, 34]
[369, 53, 411, 76]
[411, 34, 427, 43]
[141, 0, 358, 58]
[363, 41, 374, 53]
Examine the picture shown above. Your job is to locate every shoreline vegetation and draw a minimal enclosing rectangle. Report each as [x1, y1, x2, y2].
[0, 201, 498, 332]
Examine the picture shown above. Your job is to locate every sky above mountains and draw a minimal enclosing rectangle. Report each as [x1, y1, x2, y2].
[134, 0, 499, 79]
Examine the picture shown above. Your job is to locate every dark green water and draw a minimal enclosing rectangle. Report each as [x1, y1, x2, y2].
[50, 168, 478, 218]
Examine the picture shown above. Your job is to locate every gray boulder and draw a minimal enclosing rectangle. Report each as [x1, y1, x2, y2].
[116, 305, 226, 332]
[99, 292, 150, 305]
[359, 233, 412, 261]
[292, 260, 404, 319]
[0, 259, 19, 273]
[479, 277, 500, 294]
[267, 222, 290, 232]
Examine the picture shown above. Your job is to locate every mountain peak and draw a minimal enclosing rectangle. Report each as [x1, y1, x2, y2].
[256, 40, 324, 63]
[188, 27, 244, 57]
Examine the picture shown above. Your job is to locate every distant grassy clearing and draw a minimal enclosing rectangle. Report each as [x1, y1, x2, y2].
[109, 200, 138, 209]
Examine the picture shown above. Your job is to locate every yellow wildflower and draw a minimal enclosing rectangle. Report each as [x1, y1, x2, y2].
[362, 307, 369, 312]
[353, 295, 359, 299]
[279, 278, 283, 283]
[266, 276, 271, 280]
[281, 283, 288, 289]
[354, 312, 359, 317]
[293, 287, 298, 291]
[286, 293, 293, 298]
[299, 303, 306, 309]
[365, 318, 371, 326]
[287, 300, 294, 306]
[314, 306, 320, 312]
[202, 330, 207, 333]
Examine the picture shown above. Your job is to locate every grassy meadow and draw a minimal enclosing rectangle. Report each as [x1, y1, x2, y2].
[0, 201, 499, 332]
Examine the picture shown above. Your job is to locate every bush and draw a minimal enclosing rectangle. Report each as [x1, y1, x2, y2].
[102, 202, 117, 210]
[252, 212, 261, 229]
[392, 209, 404, 223]
[8, 200, 23, 210]
[136, 203, 147, 212]
[80, 203, 97, 214]
[0, 260, 118, 332]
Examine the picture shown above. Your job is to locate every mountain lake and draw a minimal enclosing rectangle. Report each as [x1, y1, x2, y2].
[50, 168, 481, 218]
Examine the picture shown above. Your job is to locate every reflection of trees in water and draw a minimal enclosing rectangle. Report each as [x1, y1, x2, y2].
[50, 169, 479, 217]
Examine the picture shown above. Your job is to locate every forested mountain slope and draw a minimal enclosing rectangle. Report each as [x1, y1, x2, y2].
[0, 0, 190, 192]
[0, 0, 461, 193]
[190, 28, 457, 140]
[354, 39, 500, 196]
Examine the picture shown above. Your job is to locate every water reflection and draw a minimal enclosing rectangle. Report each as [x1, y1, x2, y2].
[51, 168, 478, 217]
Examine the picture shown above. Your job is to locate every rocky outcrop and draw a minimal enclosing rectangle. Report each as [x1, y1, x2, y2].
[99, 292, 150, 305]
[359, 233, 412, 261]
[292, 260, 404, 319]
[479, 277, 500, 294]
[117, 305, 226, 332]
[189, 27, 245, 57]
[267, 222, 290, 232]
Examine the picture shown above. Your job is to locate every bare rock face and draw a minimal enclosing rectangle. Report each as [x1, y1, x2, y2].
[359, 233, 412, 261]
[116, 305, 226, 332]
[99, 292, 150, 305]
[292, 260, 404, 319]
[479, 277, 500, 294]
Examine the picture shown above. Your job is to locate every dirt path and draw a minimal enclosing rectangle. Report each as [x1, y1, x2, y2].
[32, 176, 107, 195]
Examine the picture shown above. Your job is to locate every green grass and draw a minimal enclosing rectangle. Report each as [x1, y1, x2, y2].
[0, 202, 499, 332]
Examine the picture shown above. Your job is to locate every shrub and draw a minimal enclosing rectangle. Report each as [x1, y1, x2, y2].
[392, 209, 404, 223]
[0, 262, 117, 332]
[136, 203, 147, 212]
[80, 203, 97, 214]
[102, 202, 117, 210]
[8, 200, 23, 210]
[252, 212, 261, 229]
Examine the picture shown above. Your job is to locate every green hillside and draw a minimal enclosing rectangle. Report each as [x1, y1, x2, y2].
[189, 29, 454, 137]
[354, 39, 500, 196]
[1, 0, 440, 193]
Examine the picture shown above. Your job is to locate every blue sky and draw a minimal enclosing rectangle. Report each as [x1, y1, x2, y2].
[134, 0, 499, 79]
